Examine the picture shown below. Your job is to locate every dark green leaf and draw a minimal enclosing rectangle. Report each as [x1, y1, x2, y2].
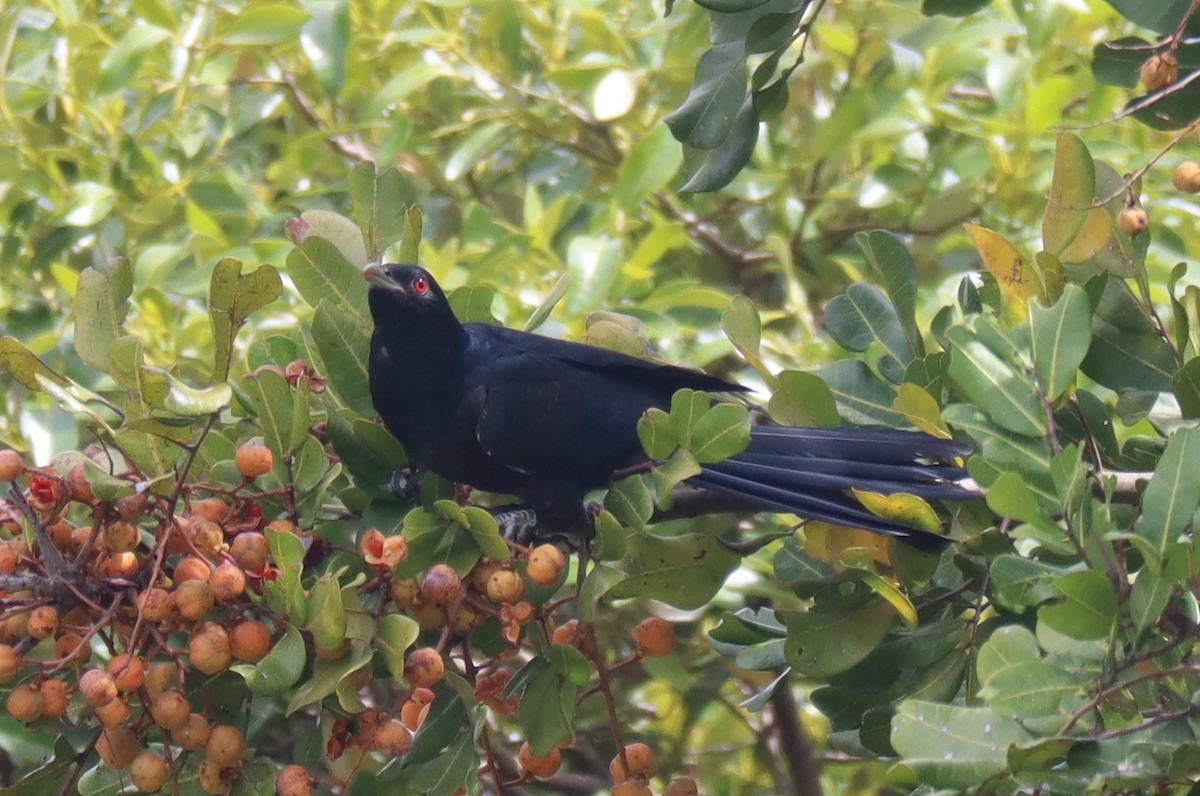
[608, 532, 740, 609]
[349, 162, 413, 258]
[286, 236, 370, 326]
[946, 323, 1044, 437]
[921, 0, 992, 16]
[1133, 427, 1200, 561]
[855, 230, 921, 356]
[825, 283, 913, 371]
[782, 599, 895, 678]
[237, 624, 306, 696]
[311, 300, 374, 416]
[1029, 283, 1091, 401]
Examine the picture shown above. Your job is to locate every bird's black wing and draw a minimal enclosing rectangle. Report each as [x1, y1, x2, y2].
[461, 324, 738, 484]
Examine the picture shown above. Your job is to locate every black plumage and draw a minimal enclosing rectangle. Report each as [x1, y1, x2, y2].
[365, 263, 976, 550]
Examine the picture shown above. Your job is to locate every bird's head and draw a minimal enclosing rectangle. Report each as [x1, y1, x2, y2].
[363, 263, 455, 329]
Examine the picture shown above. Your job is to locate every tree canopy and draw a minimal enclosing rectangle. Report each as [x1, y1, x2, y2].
[1, 0, 1199, 794]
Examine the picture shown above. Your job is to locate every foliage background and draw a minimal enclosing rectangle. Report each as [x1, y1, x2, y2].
[1, 0, 1199, 794]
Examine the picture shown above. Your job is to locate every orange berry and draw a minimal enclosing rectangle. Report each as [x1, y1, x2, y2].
[131, 751, 169, 793]
[138, 588, 174, 622]
[612, 782, 653, 796]
[373, 719, 413, 756]
[144, 661, 177, 697]
[172, 712, 211, 750]
[209, 560, 247, 601]
[197, 758, 232, 795]
[206, 724, 245, 766]
[67, 462, 94, 502]
[0, 644, 19, 682]
[610, 742, 656, 782]
[421, 564, 463, 605]
[174, 556, 213, 583]
[1173, 161, 1200, 194]
[103, 521, 140, 553]
[390, 577, 420, 609]
[275, 765, 314, 796]
[664, 776, 699, 796]
[486, 569, 524, 604]
[235, 441, 274, 478]
[27, 605, 58, 639]
[1117, 206, 1148, 235]
[96, 726, 139, 768]
[518, 742, 562, 778]
[174, 579, 215, 621]
[0, 449, 26, 481]
[94, 695, 130, 727]
[6, 683, 43, 722]
[39, 678, 71, 718]
[189, 624, 232, 675]
[404, 647, 445, 689]
[152, 689, 191, 731]
[632, 617, 677, 657]
[80, 668, 119, 708]
[527, 543, 566, 585]
[230, 619, 272, 662]
[229, 532, 269, 571]
[108, 653, 147, 692]
[191, 497, 230, 523]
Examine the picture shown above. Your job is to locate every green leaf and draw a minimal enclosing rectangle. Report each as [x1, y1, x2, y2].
[855, 230, 922, 356]
[208, 260, 282, 383]
[677, 94, 759, 193]
[825, 283, 914, 375]
[298, 210, 367, 266]
[1101, 0, 1197, 34]
[73, 259, 133, 371]
[285, 641, 372, 715]
[978, 660, 1082, 718]
[945, 323, 1044, 437]
[377, 614, 420, 684]
[302, 0, 349, 99]
[245, 369, 294, 461]
[988, 554, 1062, 612]
[447, 285, 498, 324]
[518, 660, 577, 756]
[287, 236, 370, 326]
[459, 506, 511, 562]
[921, 0, 993, 16]
[0, 336, 69, 391]
[608, 532, 740, 609]
[664, 43, 748, 150]
[406, 688, 468, 765]
[614, 123, 683, 211]
[96, 23, 169, 96]
[604, 475, 655, 529]
[687, 403, 750, 463]
[891, 700, 1032, 789]
[1038, 570, 1118, 641]
[1172, 357, 1200, 419]
[782, 599, 895, 678]
[1042, 133, 1096, 257]
[406, 724, 476, 795]
[223, 5, 311, 45]
[1028, 284, 1091, 402]
[815, 359, 907, 426]
[237, 624, 306, 696]
[1081, 275, 1176, 392]
[349, 162, 412, 259]
[1133, 427, 1200, 561]
[311, 300, 374, 416]
[306, 573, 347, 651]
[637, 407, 678, 460]
[443, 121, 508, 182]
[767, 370, 841, 427]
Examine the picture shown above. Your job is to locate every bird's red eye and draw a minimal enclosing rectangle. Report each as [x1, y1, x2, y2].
[412, 275, 429, 294]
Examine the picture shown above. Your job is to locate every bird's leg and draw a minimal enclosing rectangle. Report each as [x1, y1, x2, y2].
[384, 467, 424, 500]
[492, 505, 541, 545]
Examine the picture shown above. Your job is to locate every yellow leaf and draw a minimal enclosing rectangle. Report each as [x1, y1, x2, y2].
[804, 522, 893, 568]
[893, 383, 950, 437]
[851, 489, 944, 535]
[1057, 208, 1112, 264]
[964, 223, 1041, 307]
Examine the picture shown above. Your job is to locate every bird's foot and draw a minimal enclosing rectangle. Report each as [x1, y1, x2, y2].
[493, 506, 540, 545]
[384, 467, 423, 500]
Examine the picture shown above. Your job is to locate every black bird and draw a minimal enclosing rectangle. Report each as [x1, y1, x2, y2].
[364, 263, 976, 551]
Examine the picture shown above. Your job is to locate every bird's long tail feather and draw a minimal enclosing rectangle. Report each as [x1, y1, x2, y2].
[687, 426, 978, 551]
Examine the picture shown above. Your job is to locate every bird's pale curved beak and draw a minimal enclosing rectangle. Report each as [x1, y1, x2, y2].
[362, 263, 400, 291]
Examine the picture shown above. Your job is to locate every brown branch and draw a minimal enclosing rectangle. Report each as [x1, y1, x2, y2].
[771, 683, 823, 796]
